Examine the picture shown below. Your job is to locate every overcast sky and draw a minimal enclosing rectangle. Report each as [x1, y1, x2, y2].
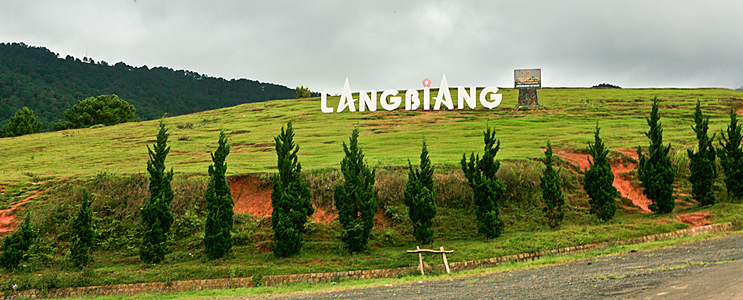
[1, 1, 742, 94]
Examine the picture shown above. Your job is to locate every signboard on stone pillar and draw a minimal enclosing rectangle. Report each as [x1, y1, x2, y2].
[514, 69, 541, 107]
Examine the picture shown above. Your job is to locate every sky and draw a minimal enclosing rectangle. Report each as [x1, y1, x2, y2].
[1, 0, 742, 94]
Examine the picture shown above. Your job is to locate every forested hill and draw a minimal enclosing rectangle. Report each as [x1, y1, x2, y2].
[0, 42, 296, 130]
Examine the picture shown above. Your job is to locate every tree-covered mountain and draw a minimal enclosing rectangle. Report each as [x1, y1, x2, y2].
[0, 42, 296, 130]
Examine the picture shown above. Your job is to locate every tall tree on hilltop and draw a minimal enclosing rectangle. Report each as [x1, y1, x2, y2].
[54, 94, 136, 130]
[461, 126, 505, 238]
[638, 97, 675, 214]
[541, 141, 565, 227]
[335, 128, 377, 252]
[70, 189, 95, 269]
[271, 122, 314, 257]
[719, 107, 743, 201]
[687, 100, 717, 206]
[403, 141, 437, 244]
[204, 130, 234, 259]
[584, 125, 618, 221]
[140, 120, 175, 264]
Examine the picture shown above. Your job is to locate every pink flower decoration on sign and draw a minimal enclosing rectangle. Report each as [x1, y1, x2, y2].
[422, 78, 431, 87]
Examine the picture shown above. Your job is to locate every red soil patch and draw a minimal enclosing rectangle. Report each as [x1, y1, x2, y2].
[228, 174, 337, 223]
[616, 148, 640, 160]
[676, 211, 712, 228]
[553, 148, 651, 213]
[230, 174, 273, 217]
[0, 188, 48, 237]
[611, 162, 652, 213]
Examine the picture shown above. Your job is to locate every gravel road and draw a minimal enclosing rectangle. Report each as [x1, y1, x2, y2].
[224, 233, 743, 300]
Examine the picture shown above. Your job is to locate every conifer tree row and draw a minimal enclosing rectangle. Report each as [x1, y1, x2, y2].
[541, 141, 565, 227]
[461, 126, 505, 238]
[687, 100, 717, 206]
[719, 107, 743, 201]
[584, 125, 618, 221]
[335, 128, 377, 252]
[403, 141, 437, 244]
[204, 130, 234, 259]
[70, 189, 95, 269]
[140, 120, 175, 264]
[271, 122, 314, 257]
[638, 97, 675, 214]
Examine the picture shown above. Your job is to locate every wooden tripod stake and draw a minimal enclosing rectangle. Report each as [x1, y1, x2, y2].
[407, 246, 454, 275]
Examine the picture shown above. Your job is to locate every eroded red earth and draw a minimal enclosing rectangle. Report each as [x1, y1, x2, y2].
[0, 188, 48, 236]
[228, 174, 336, 223]
[553, 148, 711, 228]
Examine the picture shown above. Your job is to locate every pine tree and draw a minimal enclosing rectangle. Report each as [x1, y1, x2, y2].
[335, 128, 377, 252]
[687, 100, 717, 206]
[638, 97, 675, 214]
[204, 130, 234, 259]
[2, 107, 42, 137]
[271, 122, 314, 257]
[140, 120, 174, 264]
[719, 107, 743, 201]
[461, 126, 505, 238]
[584, 125, 618, 221]
[541, 141, 565, 227]
[403, 141, 437, 244]
[70, 189, 95, 269]
[0, 213, 38, 270]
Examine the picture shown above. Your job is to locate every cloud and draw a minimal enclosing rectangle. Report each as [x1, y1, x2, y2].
[1, 1, 742, 93]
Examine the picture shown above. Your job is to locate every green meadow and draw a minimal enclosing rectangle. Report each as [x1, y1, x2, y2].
[1, 88, 741, 183]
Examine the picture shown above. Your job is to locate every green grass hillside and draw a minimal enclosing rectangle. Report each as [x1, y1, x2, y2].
[1, 87, 743, 294]
[1, 88, 741, 183]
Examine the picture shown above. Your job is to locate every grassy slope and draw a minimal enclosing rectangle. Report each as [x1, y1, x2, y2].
[1, 88, 741, 183]
[1, 88, 743, 292]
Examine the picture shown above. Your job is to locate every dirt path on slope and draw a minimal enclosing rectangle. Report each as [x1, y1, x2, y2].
[554, 148, 651, 213]
[0, 188, 47, 236]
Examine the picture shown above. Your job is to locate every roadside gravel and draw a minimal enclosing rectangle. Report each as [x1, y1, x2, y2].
[225, 233, 743, 300]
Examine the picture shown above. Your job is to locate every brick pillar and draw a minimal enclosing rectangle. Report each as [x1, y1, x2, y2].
[518, 88, 539, 107]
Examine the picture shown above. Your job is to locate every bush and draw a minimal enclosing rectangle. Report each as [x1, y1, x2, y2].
[638, 97, 675, 214]
[271, 122, 314, 257]
[140, 120, 175, 264]
[540, 141, 565, 227]
[719, 107, 743, 201]
[461, 126, 505, 239]
[53, 94, 136, 130]
[70, 189, 95, 269]
[2, 107, 42, 137]
[687, 100, 717, 206]
[0, 213, 38, 270]
[335, 128, 377, 252]
[585, 125, 618, 221]
[403, 141, 437, 244]
[204, 130, 234, 259]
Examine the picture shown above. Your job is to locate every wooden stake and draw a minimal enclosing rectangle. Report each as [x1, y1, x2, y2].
[417, 246, 424, 275]
[441, 246, 450, 274]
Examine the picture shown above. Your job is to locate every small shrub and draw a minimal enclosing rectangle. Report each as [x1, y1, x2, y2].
[172, 208, 203, 239]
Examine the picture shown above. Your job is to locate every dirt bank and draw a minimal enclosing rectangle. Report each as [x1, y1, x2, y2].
[228, 174, 337, 223]
[554, 148, 651, 213]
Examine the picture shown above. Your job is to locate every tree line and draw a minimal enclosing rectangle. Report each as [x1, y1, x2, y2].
[0, 42, 295, 131]
[2, 98, 743, 269]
